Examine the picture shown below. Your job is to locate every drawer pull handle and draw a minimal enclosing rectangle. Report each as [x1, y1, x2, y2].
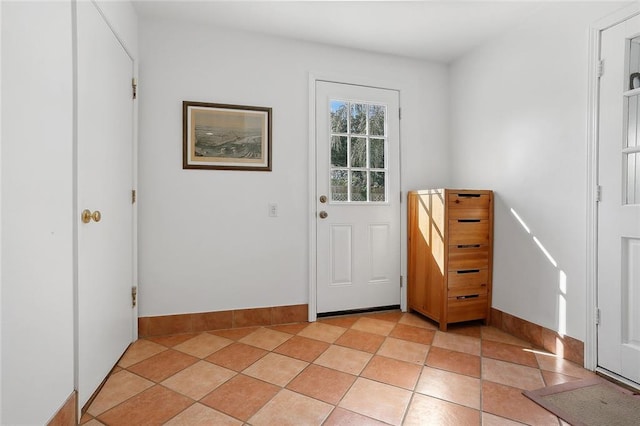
[457, 244, 481, 249]
[457, 269, 480, 274]
[457, 294, 479, 300]
[458, 194, 481, 198]
[458, 219, 481, 223]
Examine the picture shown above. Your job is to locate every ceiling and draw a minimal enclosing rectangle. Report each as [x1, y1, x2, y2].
[132, 1, 625, 63]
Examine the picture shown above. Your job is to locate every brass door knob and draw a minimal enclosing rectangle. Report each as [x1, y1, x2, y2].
[81, 209, 102, 224]
[319, 211, 328, 219]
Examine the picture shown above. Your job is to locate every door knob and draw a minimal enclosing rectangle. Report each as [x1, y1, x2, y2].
[319, 195, 327, 203]
[319, 211, 328, 219]
[81, 209, 102, 224]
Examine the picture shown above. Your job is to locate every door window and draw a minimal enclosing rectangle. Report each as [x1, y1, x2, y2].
[624, 35, 640, 204]
[329, 100, 388, 203]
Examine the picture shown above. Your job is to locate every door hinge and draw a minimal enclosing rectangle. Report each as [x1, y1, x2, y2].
[596, 185, 602, 202]
[595, 307, 601, 325]
[597, 60, 604, 78]
[132, 189, 137, 204]
[400, 191, 403, 203]
[399, 108, 402, 120]
[400, 276, 403, 288]
[132, 78, 138, 100]
[132, 286, 138, 308]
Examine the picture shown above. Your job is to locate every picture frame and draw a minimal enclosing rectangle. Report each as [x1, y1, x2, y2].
[183, 101, 272, 171]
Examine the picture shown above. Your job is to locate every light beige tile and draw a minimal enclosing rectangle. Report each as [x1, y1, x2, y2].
[482, 358, 544, 391]
[541, 370, 582, 387]
[534, 352, 596, 379]
[161, 360, 235, 400]
[239, 327, 292, 351]
[404, 393, 480, 426]
[297, 322, 346, 343]
[415, 366, 480, 409]
[432, 331, 481, 355]
[377, 337, 429, 364]
[173, 333, 233, 358]
[243, 353, 308, 386]
[351, 317, 396, 336]
[164, 403, 241, 426]
[117, 340, 167, 368]
[481, 412, 527, 426]
[323, 407, 389, 426]
[314, 345, 372, 375]
[249, 389, 333, 426]
[339, 378, 412, 426]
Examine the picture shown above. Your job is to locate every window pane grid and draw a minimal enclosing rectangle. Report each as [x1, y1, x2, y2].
[624, 36, 640, 204]
[329, 100, 388, 203]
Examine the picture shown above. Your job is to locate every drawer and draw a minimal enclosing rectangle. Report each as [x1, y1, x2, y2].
[448, 192, 491, 210]
[448, 268, 489, 288]
[448, 244, 489, 269]
[448, 219, 490, 245]
[447, 294, 488, 323]
[448, 284, 488, 298]
[448, 207, 489, 220]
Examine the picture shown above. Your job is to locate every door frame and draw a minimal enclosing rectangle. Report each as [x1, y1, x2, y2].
[72, 0, 139, 406]
[307, 73, 405, 322]
[586, 2, 640, 377]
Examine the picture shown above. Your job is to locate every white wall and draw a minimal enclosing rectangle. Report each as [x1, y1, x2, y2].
[138, 18, 449, 316]
[1, 2, 75, 423]
[450, 2, 625, 342]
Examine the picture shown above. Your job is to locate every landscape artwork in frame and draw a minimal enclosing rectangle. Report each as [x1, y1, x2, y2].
[183, 101, 272, 171]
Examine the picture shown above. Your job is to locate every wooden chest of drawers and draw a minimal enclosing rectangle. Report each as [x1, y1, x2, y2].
[407, 189, 494, 331]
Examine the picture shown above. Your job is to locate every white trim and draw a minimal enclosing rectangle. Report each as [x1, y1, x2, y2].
[586, 1, 640, 371]
[585, 24, 600, 371]
[308, 74, 317, 322]
[308, 73, 404, 321]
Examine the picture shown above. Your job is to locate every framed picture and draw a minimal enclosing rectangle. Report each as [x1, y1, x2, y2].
[183, 101, 272, 171]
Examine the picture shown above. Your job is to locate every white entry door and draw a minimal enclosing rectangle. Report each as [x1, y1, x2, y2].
[597, 13, 640, 385]
[315, 81, 401, 314]
[77, 2, 135, 408]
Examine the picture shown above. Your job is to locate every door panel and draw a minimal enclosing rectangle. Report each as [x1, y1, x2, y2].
[597, 14, 640, 385]
[77, 1, 134, 407]
[316, 81, 400, 313]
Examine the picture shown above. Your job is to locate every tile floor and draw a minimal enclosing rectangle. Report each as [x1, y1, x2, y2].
[80, 311, 595, 425]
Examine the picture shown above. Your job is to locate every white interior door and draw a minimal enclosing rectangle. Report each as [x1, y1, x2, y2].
[315, 81, 401, 314]
[597, 13, 640, 386]
[77, 1, 134, 408]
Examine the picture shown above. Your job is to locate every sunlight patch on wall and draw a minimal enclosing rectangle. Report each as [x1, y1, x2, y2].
[510, 207, 567, 339]
[510, 208, 531, 234]
[533, 236, 558, 268]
